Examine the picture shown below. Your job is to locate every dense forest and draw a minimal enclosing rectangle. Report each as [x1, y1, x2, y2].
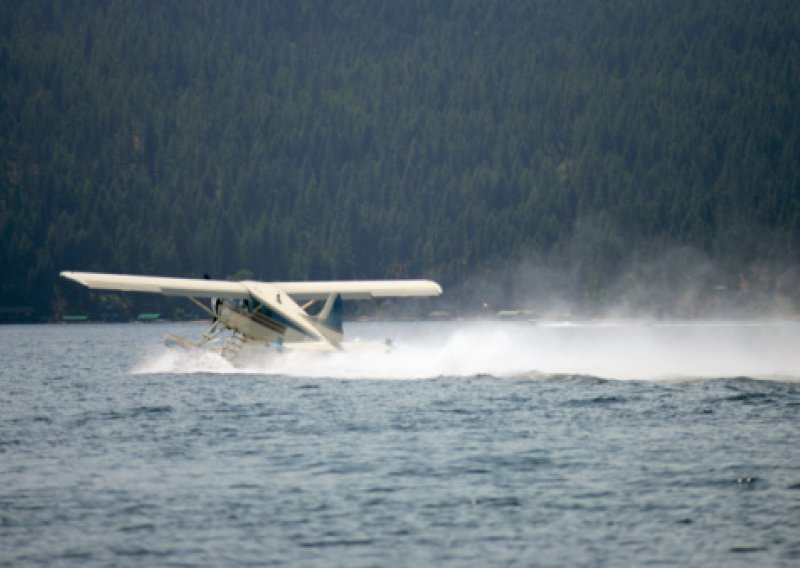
[1, 0, 799, 320]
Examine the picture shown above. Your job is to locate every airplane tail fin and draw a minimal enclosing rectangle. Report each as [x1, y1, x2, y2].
[316, 293, 343, 335]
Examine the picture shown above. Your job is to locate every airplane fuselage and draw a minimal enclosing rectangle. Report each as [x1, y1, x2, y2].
[216, 303, 284, 342]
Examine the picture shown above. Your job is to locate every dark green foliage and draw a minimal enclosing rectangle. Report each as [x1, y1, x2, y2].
[1, 0, 799, 317]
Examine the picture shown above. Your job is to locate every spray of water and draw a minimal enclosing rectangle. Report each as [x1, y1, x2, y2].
[131, 321, 800, 381]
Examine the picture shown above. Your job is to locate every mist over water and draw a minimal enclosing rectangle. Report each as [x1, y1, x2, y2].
[133, 320, 800, 381]
[449, 246, 800, 322]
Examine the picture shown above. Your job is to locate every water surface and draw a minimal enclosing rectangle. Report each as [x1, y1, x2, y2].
[1, 322, 799, 565]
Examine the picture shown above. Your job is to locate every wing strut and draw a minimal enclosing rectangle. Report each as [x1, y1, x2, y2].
[187, 296, 217, 319]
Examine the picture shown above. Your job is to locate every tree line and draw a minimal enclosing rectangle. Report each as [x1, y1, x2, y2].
[1, 0, 799, 319]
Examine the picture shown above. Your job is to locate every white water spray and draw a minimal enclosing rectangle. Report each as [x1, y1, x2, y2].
[132, 321, 800, 381]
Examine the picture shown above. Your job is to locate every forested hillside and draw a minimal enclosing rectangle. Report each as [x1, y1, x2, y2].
[2, 0, 799, 319]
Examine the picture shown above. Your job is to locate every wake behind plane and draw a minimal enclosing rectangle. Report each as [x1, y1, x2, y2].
[60, 271, 442, 361]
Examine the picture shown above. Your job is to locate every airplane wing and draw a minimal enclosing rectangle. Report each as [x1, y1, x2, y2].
[274, 280, 443, 300]
[60, 272, 249, 299]
[60, 272, 443, 300]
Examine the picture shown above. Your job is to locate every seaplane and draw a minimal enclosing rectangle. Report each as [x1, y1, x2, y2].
[60, 271, 442, 361]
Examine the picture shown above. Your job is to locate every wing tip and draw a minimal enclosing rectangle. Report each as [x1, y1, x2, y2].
[60, 271, 83, 284]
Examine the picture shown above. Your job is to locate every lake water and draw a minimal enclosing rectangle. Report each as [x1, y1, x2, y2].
[1, 321, 799, 565]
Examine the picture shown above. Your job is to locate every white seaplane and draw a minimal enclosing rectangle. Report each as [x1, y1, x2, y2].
[60, 271, 442, 361]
